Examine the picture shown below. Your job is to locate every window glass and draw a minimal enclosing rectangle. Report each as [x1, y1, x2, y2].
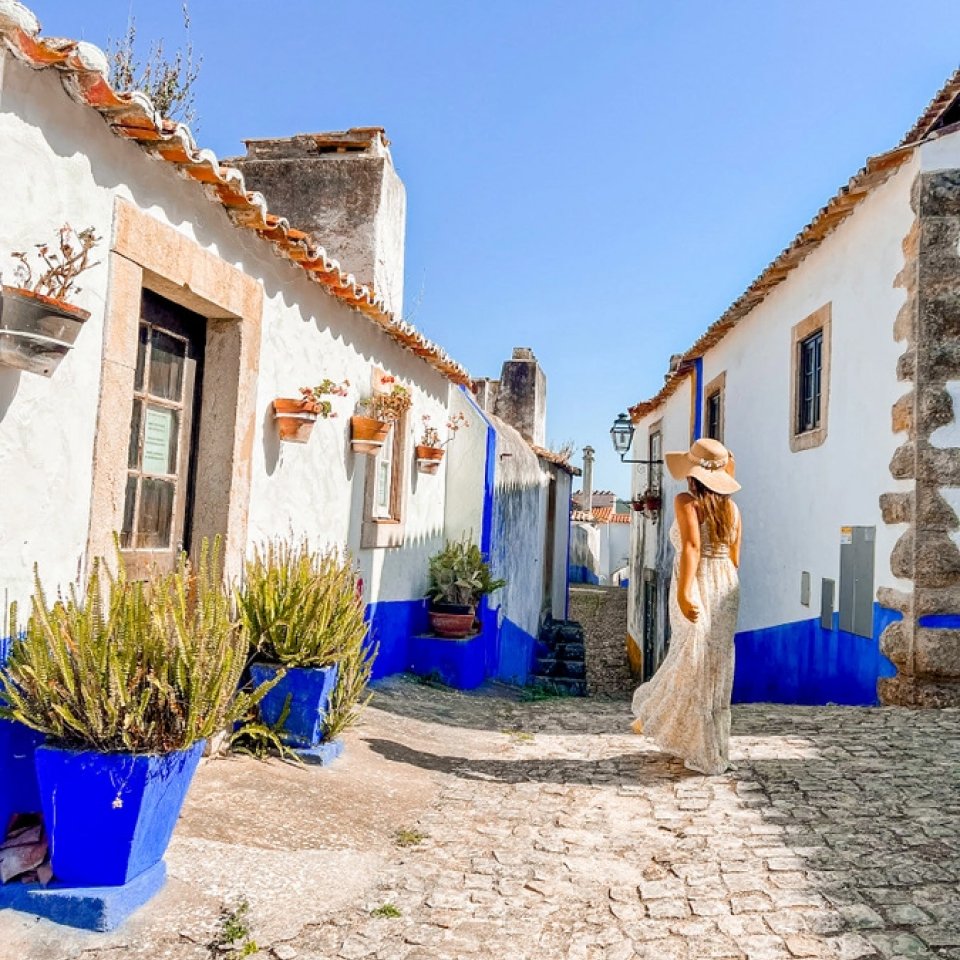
[374, 425, 394, 517]
[797, 330, 823, 434]
[648, 431, 662, 493]
[706, 391, 722, 441]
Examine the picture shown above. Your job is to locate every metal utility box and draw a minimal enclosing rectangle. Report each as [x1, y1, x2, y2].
[820, 578, 835, 631]
[838, 526, 876, 639]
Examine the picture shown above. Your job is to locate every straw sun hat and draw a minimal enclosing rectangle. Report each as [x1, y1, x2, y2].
[664, 438, 741, 495]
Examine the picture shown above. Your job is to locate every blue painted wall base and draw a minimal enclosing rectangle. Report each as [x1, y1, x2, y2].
[569, 565, 599, 585]
[0, 859, 166, 932]
[409, 633, 486, 690]
[0, 720, 44, 831]
[496, 617, 536, 685]
[732, 604, 899, 706]
[294, 737, 344, 766]
[365, 600, 428, 680]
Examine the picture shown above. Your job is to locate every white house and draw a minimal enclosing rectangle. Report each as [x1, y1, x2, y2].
[0, 1, 574, 688]
[624, 68, 960, 708]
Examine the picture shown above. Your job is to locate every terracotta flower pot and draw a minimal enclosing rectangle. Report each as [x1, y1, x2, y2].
[0, 285, 90, 377]
[273, 397, 318, 443]
[351, 415, 391, 455]
[416, 444, 445, 474]
[429, 603, 477, 639]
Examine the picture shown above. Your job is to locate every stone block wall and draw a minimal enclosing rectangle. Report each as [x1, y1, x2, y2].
[569, 585, 633, 699]
[880, 169, 960, 706]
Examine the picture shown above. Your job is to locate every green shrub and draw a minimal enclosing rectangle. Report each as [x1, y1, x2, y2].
[0, 540, 255, 754]
[237, 540, 376, 739]
[427, 537, 505, 607]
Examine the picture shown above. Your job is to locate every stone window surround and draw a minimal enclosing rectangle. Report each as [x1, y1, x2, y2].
[86, 198, 263, 579]
[789, 303, 832, 453]
[703, 370, 726, 443]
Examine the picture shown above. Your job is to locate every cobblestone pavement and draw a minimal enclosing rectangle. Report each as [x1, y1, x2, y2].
[8, 679, 960, 960]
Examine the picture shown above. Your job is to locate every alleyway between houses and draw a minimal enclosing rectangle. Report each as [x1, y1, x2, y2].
[3, 680, 959, 960]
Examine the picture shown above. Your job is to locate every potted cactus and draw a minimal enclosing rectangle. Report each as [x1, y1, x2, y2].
[427, 537, 505, 638]
[0, 541, 257, 887]
[351, 377, 411, 455]
[273, 378, 349, 443]
[238, 541, 375, 760]
[0, 224, 100, 377]
[415, 412, 468, 475]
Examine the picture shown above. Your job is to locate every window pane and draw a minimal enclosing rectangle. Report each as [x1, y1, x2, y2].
[148, 329, 186, 401]
[134, 323, 148, 392]
[120, 475, 138, 548]
[137, 478, 175, 548]
[127, 400, 142, 469]
[141, 405, 179, 475]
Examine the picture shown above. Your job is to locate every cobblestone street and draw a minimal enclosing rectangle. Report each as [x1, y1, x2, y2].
[5, 678, 960, 960]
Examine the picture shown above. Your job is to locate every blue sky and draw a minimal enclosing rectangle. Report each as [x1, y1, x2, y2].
[26, 1, 959, 492]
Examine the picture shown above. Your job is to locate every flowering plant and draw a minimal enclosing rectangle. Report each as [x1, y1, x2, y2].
[299, 378, 350, 419]
[357, 376, 411, 423]
[7, 223, 101, 301]
[419, 412, 469, 448]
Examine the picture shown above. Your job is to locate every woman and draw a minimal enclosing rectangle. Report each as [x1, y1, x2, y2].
[631, 437, 741, 775]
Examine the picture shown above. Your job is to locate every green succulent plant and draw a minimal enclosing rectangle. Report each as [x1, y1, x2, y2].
[0, 539, 257, 754]
[427, 537, 505, 608]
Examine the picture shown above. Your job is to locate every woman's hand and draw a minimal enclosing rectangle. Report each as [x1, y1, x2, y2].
[679, 593, 700, 623]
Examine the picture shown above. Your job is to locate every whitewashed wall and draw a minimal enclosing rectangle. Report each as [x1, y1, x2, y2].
[629, 155, 919, 638]
[0, 51, 456, 613]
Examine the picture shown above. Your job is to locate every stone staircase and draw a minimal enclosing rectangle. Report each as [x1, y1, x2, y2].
[530, 617, 587, 696]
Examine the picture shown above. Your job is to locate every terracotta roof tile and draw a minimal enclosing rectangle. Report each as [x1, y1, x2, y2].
[628, 67, 960, 421]
[0, 1, 471, 385]
[531, 445, 581, 475]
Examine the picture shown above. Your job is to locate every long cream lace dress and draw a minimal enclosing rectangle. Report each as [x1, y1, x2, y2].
[631, 511, 740, 775]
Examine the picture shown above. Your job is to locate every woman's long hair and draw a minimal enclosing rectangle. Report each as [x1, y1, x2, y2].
[689, 478, 736, 546]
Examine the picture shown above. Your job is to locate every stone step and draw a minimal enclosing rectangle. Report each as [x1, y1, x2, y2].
[552, 641, 585, 661]
[539, 618, 585, 646]
[535, 657, 586, 680]
[529, 675, 587, 697]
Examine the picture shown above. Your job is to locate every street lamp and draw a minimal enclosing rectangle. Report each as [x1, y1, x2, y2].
[609, 412, 662, 465]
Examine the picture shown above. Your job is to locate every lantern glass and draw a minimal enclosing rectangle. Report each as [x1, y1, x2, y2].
[610, 413, 634, 455]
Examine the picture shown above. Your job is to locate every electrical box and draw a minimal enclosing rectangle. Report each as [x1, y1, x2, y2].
[839, 526, 876, 639]
[800, 571, 811, 606]
[821, 578, 835, 630]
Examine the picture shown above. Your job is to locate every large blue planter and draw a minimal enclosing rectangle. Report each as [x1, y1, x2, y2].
[0, 719, 44, 831]
[249, 663, 338, 747]
[34, 740, 204, 887]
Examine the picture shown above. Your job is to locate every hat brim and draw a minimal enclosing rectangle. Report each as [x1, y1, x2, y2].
[664, 450, 741, 494]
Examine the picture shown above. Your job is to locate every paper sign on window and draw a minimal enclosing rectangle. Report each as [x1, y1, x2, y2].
[143, 407, 175, 475]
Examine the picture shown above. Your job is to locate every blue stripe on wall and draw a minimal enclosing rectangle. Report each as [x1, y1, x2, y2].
[732, 603, 899, 706]
[917, 613, 960, 629]
[692, 357, 704, 443]
[569, 565, 600, 585]
[365, 599, 428, 680]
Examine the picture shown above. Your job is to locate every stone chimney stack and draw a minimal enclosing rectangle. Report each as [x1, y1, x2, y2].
[229, 128, 406, 316]
[493, 347, 547, 447]
[582, 446, 595, 515]
[471, 377, 500, 416]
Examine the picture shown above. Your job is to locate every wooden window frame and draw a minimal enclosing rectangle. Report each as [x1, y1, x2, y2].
[789, 304, 831, 452]
[361, 411, 409, 548]
[703, 370, 726, 443]
[646, 419, 663, 495]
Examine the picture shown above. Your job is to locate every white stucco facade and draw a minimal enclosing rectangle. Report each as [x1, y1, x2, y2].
[0, 41, 573, 679]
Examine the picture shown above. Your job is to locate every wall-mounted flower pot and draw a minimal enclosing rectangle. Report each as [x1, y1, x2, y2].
[415, 444, 444, 475]
[0, 286, 90, 377]
[34, 740, 204, 887]
[351, 415, 391, 455]
[272, 397, 318, 443]
[0, 719, 44, 835]
[428, 603, 477, 639]
[249, 663, 339, 748]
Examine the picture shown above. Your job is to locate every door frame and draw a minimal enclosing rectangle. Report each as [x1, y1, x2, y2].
[86, 199, 263, 581]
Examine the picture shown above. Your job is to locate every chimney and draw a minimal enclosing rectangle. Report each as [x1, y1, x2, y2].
[493, 347, 546, 446]
[228, 128, 406, 316]
[471, 377, 500, 415]
[582, 446, 595, 515]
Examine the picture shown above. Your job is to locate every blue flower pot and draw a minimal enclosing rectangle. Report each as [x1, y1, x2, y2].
[34, 740, 204, 886]
[0, 719, 44, 832]
[249, 663, 339, 748]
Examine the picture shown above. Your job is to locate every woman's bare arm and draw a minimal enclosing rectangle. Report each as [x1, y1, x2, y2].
[730, 504, 742, 569]
[675, 493, 702, 622]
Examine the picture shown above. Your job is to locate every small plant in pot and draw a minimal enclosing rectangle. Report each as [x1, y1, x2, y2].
[237, 540, 375, 758]
[416, 412, 468, 475]
[0, 224, 101, 377]
[427, 538, 506, 639]
[0, 540, 256, 888]
[351, 377, 411, 455]
[273, 378, 350, 443]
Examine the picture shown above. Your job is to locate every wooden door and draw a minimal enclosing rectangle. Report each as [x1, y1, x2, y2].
[119, 291, 205, 577]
